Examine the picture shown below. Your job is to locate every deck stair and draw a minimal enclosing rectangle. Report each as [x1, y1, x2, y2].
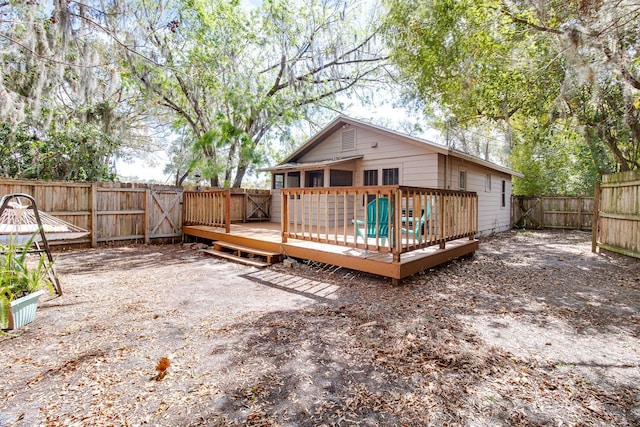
[203, 240, 282, 268]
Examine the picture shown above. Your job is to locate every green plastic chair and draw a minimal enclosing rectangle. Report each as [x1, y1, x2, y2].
[401, 203, 431, 240]
[354, 197, 391, 246]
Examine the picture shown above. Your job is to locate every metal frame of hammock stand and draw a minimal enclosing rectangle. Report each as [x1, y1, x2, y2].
[0, 193, 63, 296]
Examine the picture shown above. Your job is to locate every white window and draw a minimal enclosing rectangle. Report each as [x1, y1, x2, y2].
[287, 171, 300, 188]
[485, 174, 491, 192]
[459, 170, 466, 190]
[330, 169, 353, 186]
[363, 169, 378, 186]
[273, 173, 284, 189]
[382, 168, 399, 185]
[305, 170, 324, 187]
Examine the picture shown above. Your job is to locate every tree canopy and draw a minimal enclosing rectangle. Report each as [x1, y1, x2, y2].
[3, 0, 638, 193]
[0, 0, 387, 186]
[119, 0, 388, 186]
[0, 1, 153, 181]
[383, 0, 640, 195]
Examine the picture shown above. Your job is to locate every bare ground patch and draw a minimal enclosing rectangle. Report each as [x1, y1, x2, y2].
[0, 230, 639, 426]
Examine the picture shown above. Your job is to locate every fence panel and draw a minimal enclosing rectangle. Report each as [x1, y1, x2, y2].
[595, 171, 640, 258]
[0, 179, 183, 246]
[512, 196, 593, 230]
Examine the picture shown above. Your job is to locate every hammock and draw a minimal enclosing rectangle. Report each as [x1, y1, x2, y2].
[0, 194, 90, 245]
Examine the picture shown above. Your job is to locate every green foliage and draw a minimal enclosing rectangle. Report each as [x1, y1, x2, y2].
[125, 0, 386, 187]
[510, 118, 616, 196]
[384, 0, 562, 121]
[384, 0, 640, 194]
[0, 122, 117, 181]
[0, 1, 151, 182]
[0, 235, 52, 303]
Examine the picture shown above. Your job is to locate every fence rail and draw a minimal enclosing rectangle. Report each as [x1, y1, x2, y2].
[511, 196, 594, 230]
[280, 186, 477, 260]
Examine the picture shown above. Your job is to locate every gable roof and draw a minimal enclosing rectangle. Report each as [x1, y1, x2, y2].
[278, 115, 523, 178]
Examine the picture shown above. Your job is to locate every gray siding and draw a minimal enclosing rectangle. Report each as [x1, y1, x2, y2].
[271, 123, 515, 235]
[447, 158, 512, 235]
[299, 126, 432, 164]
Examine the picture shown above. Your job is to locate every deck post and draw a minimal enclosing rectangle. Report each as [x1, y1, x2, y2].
[439, 193, 446, 249]
[470, 193, 476, 240]
[281, 190, 288, 243]
[224, 190, 231, 233]
[393, 187, 402, 259]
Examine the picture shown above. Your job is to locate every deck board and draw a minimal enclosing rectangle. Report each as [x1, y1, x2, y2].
[183, 222, 478, 280]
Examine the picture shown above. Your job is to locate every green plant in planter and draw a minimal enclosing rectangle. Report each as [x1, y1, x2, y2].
[0, 233, 53, 330]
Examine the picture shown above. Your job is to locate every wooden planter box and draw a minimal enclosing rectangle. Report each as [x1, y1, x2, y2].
[1, 290, 45, 330]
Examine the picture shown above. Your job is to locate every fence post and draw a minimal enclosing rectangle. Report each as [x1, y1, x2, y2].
[577, 196, 583, 230]
[243, 191, 248, 222]
[592, 181, 600, 253]
[90, 183, 98, 248]
[144, 188, 151, 244]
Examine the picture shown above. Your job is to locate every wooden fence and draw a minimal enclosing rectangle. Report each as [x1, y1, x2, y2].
[511, 196, 594, 230]
[593, 171, 640, 258]
[0, 179, 183, 246]
[1, 180, 274, 247]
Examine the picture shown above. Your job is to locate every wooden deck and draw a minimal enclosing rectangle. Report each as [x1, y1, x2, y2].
[183, 222, 478, 281]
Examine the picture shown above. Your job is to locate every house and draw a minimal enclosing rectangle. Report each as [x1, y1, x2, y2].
[265, 115, 522, 236]
[182, 115, 521, 282]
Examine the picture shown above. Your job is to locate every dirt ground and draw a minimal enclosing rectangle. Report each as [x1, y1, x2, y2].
[0, 230, 639, 426]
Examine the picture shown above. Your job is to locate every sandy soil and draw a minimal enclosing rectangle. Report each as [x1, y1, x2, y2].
[0, 229, 639, 426]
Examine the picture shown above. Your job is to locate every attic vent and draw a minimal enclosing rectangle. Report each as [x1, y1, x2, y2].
[342, 129, 356, 151]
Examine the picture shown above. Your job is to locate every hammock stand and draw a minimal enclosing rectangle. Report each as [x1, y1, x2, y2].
[0, 193, 89, 296]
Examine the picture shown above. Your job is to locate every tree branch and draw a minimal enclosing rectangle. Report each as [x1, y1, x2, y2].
[499, 5, 563, 35]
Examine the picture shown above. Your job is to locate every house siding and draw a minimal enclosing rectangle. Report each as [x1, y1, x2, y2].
[299, 126, 430, 164]
[272, 189, 282, 223]
[447, 158, 512, 235]
[271, 119, 516, 236]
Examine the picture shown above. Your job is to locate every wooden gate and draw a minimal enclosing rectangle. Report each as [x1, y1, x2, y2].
[148, 189, 182, 240]
[228, 190, 271, 222]
[246, 191, 271, 221]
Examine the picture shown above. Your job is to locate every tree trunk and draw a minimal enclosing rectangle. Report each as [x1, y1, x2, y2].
[176, 171, 189, 186]
[232, 164, 248, 188]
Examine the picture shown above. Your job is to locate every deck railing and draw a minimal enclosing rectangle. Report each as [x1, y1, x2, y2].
[281, 186, 477, 260]
[183, 190, 231, 233]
